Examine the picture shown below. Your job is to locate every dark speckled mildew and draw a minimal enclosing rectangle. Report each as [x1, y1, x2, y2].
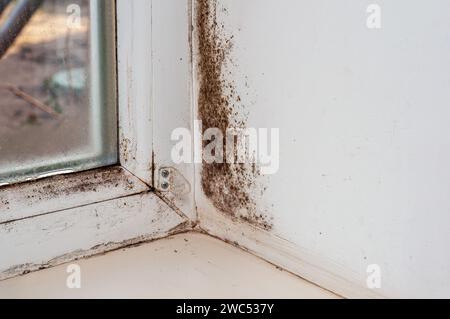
[196, 0, 272, 230]
[0, 167, 141, 216]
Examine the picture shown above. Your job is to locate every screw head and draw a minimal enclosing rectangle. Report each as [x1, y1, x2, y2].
[160, 182, 170, 190]
[161, 169, 170, 179]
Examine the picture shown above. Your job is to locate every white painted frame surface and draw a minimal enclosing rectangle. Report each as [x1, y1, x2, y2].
[0, 0, 195, 280]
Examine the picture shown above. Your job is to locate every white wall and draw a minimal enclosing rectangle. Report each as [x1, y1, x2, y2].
[198, 0, 450, 298]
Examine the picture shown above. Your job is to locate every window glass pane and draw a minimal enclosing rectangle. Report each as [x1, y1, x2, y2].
[0, 0, 117, 185]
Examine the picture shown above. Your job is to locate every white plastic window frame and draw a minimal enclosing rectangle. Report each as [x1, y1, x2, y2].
[0, 1, 194, 279]
[0, 0, 152, 222]
[0, 0, 198, 281]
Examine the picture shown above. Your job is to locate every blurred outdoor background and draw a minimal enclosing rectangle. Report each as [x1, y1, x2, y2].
[0, 0, 103, 183]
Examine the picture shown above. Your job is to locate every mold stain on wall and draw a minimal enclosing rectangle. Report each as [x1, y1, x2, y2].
[195, 0, 272, 230]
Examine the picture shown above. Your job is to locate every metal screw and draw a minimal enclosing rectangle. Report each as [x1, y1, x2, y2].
[160, 182, 170, 190]
[161, 169, 170, 179]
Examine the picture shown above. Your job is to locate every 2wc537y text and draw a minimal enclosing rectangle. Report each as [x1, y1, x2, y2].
[176, 303, 275, 316]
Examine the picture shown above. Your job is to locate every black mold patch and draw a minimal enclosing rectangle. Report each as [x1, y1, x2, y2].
[196, 0, 272, 230]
